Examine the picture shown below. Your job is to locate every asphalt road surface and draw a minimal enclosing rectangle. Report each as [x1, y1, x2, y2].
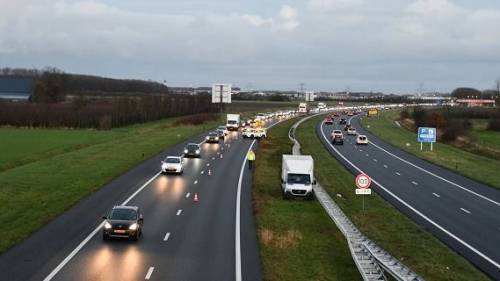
[0, 116, 288, 281]
[317, 113, 500, 279]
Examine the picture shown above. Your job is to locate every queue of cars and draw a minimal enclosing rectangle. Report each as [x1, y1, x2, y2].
[327, 111, 369, 146]
[102, 110, 297, 241]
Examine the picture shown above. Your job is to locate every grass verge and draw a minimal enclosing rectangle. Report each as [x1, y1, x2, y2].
[360, 111, 500, 189]
[295, 115, 488, 280]
[0, 117, 220, 253]
[253, 118, 361, 281]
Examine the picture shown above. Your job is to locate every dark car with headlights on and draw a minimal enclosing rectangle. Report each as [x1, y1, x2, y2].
[205, 131, 220, 143]
[184, 143, 201, 158]
[102, 206, 143, 240]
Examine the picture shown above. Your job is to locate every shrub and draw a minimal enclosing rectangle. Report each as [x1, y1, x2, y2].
[400, 109, 410, 119]
[441, 119, 471, 142]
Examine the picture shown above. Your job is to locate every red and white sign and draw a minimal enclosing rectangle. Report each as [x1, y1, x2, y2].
[355, 173, 372, 195]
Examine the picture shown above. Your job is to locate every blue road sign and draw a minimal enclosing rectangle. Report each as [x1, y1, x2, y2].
[418, 127, 436, 143]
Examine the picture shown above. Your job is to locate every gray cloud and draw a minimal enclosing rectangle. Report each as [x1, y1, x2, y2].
[0, 0, 499, 93]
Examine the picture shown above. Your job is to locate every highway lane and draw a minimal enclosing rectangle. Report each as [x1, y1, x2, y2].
[0, 116, 288, 281]
[317, 113, 500, 278]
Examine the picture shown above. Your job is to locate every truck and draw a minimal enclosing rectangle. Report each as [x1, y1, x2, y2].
[317, 102, 327, 111]
[281, 155, 315, 200]
[298, 103, 308, 113]
[367, 109, 378, 117]
[226, 114, 240, 131]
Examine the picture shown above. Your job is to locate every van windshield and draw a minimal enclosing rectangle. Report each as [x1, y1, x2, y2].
[228, 120, 237, 124]
[287, 173, 311, 185]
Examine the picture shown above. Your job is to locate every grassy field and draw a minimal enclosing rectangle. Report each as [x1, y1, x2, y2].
[0, 117, 220, 253]
[470, 119, 500, 152]
[360, 111, 500, 189]
[295, 115, 488, 281]
[253, 118, 361, 281]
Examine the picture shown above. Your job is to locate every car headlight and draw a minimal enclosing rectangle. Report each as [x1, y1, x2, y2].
[161, 164, 167, 169]
[184, 149, 188, 154]
[195, 149, 200, 154]
[206, 136, 209, 140]
[104, 222, 112, 229]
[215, 137, 219, 140]
[129, 223, 138, 230]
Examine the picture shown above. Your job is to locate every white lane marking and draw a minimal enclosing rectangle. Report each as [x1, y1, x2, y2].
[411, 181, 418, 186]
[395, 172, 401, 176]
[176, 209, 182, 216]
[194, 180, 198, 185]
[460, 208, 471, 214]
[236, 139, 256, 281]
[383, 164, 388, 168]
[432, 193, 441, 198]
[145, 267, 154, 280]
[164, 232, 171, 241]
[201, 170, 204, 175]
[365, 153, 369, 157]
[186, 192, 191, 198]
[206, 163, 210, 167]
[373, 159, 378, 162]
[42, 172, 161, 281]
[359, 149, 363, 152]
[212, 157, 216, 160]
[319, 123, 500, 270]
[361, 124, 500, 207]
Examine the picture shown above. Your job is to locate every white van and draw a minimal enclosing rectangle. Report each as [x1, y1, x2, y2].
[281, 155, 315, 200]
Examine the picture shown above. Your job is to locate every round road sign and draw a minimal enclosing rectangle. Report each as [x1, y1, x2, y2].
[355, 174, 371, 189]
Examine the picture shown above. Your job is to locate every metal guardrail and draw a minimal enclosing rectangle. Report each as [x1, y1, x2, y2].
[289, 115, 424, 281]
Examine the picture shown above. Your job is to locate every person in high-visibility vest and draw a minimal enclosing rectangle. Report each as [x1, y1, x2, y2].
[247, 149, 256, 170]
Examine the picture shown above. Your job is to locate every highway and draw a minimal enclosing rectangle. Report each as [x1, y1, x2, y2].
[0, 116, 287, 281]
[317, 113, 500, 279]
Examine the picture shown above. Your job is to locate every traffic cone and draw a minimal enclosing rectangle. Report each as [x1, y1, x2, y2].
[194, 193, 199, 202]
[208, 169, 212, 176]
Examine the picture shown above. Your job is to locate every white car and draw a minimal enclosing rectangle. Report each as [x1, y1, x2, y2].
[242, 127, 267, 138]
[161, 156, 183, 174]
[255, 113, 266, 121]
[356, 135, 369, 145]
[347, 128, 357, 135]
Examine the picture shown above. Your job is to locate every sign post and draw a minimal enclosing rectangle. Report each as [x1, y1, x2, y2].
[355, 173, 372, 212]
[417, 127, 436, 151]
[212, 83, 232, 116]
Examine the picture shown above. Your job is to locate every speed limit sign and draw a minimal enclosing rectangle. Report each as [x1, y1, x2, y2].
[355, 174, 371, 189]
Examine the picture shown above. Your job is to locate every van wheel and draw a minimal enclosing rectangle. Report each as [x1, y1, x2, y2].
[306, 192, 315, 201]
[282, 190, 290, 200]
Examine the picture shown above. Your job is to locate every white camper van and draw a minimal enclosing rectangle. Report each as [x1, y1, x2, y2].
[281, 155, 315, 200]
[317, 102, 326, 111]
[226, 114, 240, 131]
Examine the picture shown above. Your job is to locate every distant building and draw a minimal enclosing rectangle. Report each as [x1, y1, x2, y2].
[0, 76, 34, 101]
[455, 99, 496, 107]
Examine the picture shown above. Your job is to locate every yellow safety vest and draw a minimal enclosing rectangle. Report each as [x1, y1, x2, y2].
[247, 151, 256, 161]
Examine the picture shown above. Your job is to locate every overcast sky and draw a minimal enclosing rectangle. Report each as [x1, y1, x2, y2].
[1, 0, 500, 93]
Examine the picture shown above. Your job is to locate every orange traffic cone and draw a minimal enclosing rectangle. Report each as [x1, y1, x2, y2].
[194, 193, 199, 202]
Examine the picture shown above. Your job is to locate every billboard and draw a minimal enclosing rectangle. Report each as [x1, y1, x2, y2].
[367, 109, 378, 117]
[212, 84, 232, 103]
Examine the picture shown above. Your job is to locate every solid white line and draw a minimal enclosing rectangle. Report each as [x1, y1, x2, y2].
[411, 181, 418, 186]
[186, 192, 191, 198]
[176, 209, 182, 216]
[145, 267, 154, 280]
[42, 172, 161, 281]
[164, 232, 171, 241]
[433, 193, 441, 198]
[319, 123, 500, 270]
[460, 208, 471, 214]
[395, 172, 401, 176]
[359, 119, 500, 207]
